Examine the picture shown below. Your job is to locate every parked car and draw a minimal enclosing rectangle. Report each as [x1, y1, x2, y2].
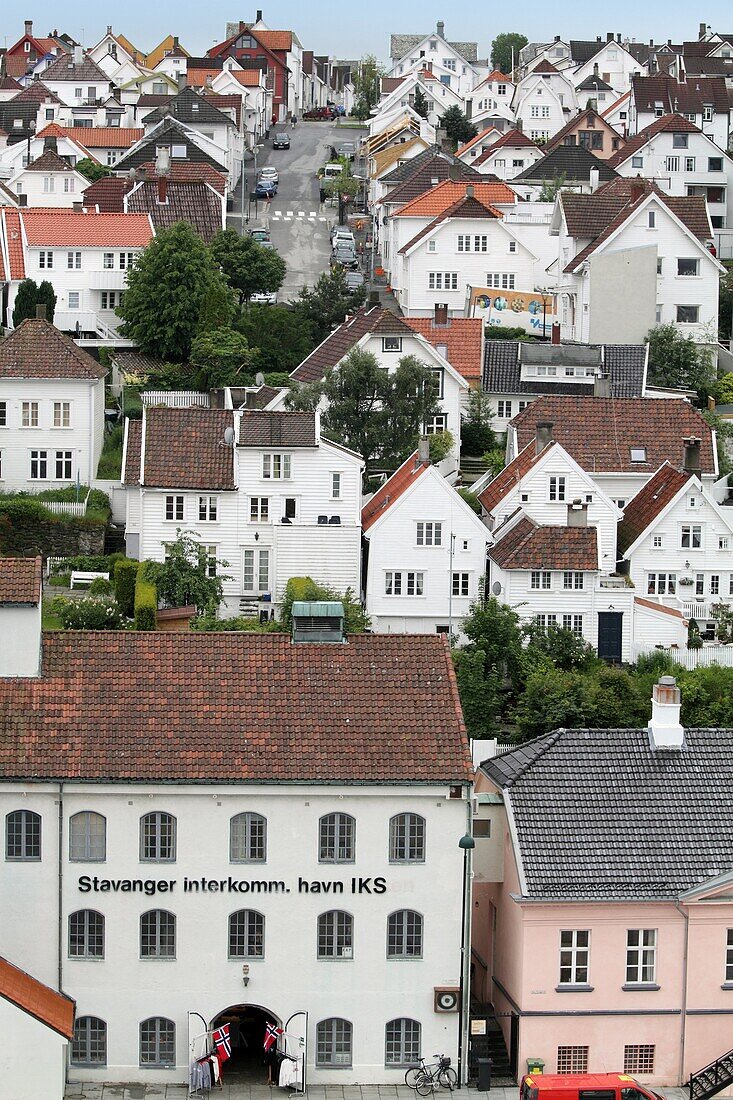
[259, 166, 279, 185]
[255, 179, 277, 198]
[344, 271, 365, 291]
[331, 246, 358, 271]
[272, 132, 290, 149]
[336, 142, 356, 160]
[248, 227, 271, 243]
[303, 106, 336, 120]
[330, 227, 356, 248]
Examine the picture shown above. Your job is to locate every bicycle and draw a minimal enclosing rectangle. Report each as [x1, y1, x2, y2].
[405, 1054, 458, 1094]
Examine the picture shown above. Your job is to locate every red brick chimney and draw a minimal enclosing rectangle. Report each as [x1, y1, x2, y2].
[551, 322, 561, 344]
[434, 303, 449, 326]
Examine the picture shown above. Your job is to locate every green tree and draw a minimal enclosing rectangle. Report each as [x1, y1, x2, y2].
[352, 54, 384, 120]
[198, 276, 235, 330]
[413, 86, 430, 119]
[287, 347, 439, 483]
[646, 323, 716, 397]
[36, 280, 57, 324]
[119, 222, 229, 361]
[190, 328, 255, 390]
[715, 372, 733, 405]
[293, 269, 367, 343]
[514, 667, 597, 740]
[538, 172, 567, 201]
[236, 304, 316, 375]
[679, 666, 733, 726]
[147, 530, 230, 613]
[12, 279, 39, 327]
[210, 229, 286, 305]
[701, 410, 733, 476]
[462, 387, 496, 455]
[75, 157, 112, 182]
[453, 646, 501, 738]
[522, 622, 597, 672]
[719, 262, 733, 342]
[490, 32, 528, 75]
[440, 105, 478, 149]
[461, 596, 525, 691]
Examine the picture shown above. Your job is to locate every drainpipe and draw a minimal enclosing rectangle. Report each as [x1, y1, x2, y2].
[674, 901, 690, 1087]
[58, 781, 64, 992]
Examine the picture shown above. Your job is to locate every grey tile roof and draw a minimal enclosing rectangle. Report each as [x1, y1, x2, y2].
[114, 116, 227, 173]
[514, 145, 618, 183]
[390, 34, 478, 64]
[237, 411, 316, 447]
[126, 180, 223, 243]
[41, 52, 111, 84]
[140, 86, 235, 127]
[483, 342, 646, 397]
[481, 726, 733, 900]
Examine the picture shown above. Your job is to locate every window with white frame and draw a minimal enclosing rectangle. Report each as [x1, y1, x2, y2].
[331, 472, 341, 499]
[559, 929, 590, 984]
[685, 157, 696, 172]
[652, 535, 663, 549]
[676, 305, 699, 323]
[630, 446, 647, 463]
[387, 910, 423, 957]
[549, 475, 566, 502]
[21, 401, 39, 428]
[425, 414, 447, 434]
[486, 273, 515, 289]
[317, 910, 353, 958]
[665, 156, 680, 172]
[624, 1045, 655, 1075]
[319, 813, 355, 863]
[385, 571, 424, 596]
[198, 496, 218, 521]
[416, 521, 442, 546]
[228, 909, 265, 957]
[711, 574, 720, 595]
[648, 211, 656, 228]
[428, 272, 458, 290]
[29, 450, 48, 479]
[100, 292, 119, 310]
[67, 251, 81, 270]
[563, 571, 584, 590]
[695, 573, 705, 596]
[140, 909, 176, 957]
[562, 614, 584, 635]
[678, 258, 699, 276]
[140, 812, 176, 862]
[626, 928, 656, 983]
[647, 573, 676, 595]
[55, 450, 72, 479]
[230, 813, 266, 862]
[508, 241, 517, 253]
[385, 1019, 421, 1066]
[202, 545, 217, 578]
[382, 336, 402, 352]
[703, 106, 714, 122]
[119, 252, 136, 269]
[39, 252, 53, 270]
[531, 571, 551, 590]
[726, 929, 733, 982]
[457, 235, 488, 252]
[250, 497, 269, 522]
[497, 400, 512, 418]
[316, 1018, 352, 1067]
[0, 402, 5, 428]
[69, 812, 106, 861]
[242, 547, 270, 593]
[106, 151, 118, 166]
[557, 1046, 589, 1074]
[69, 909, 105, 958]
[165, 495, 184, 521]
[68, 292, 80, 309]
[103, 253, 114, 269]
[452, 572, 470, 596]
[262, 453, 291, 479]
[718, 535, 730, 551]
[681, 524, 702, 549]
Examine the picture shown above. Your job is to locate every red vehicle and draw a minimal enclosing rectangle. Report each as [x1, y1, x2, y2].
[303, 106, 337, 120]
[520, 1073, 664, 1100]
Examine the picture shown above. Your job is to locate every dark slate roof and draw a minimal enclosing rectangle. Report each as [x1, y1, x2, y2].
[569, 40, 606, 64]
[140, 86, 235, 127]
[683, 56, 733, 76]
[513, 144, 618, 183]
[126, 180, 223, 243]
[380, 145, 471, 186]
[483, 342, 646, 397]
[113, 116, 227, 173]
[292, 307, 415, 383]
[382, 155, 485, 207]
[237, 411, 316, 448]
[0, 101, 42, 143]
[481, 726, 733, 900]
[632, 73, 730, 115]
[576, 72, 614, 92]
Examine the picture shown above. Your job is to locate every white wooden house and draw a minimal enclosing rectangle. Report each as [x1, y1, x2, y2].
[122, 407, 364, 617]
[388, 23, 484, 100]
[9, 149, 89, 208]
[511, 63, 578, 143]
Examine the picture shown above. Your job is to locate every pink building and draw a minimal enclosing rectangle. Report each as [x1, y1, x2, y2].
[472, 679, 733, 1089]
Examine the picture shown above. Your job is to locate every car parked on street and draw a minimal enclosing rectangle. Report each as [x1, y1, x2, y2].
[331, 245, 359, 271]
[255, 179, 277, 199]
[303, 106, 337, 120]
[344, 271, 365, 292]
[330, 227, 356, 248]
[248, 227, 271, 243]
[272, 133, 290, 149]
[259, 167, 279, 185]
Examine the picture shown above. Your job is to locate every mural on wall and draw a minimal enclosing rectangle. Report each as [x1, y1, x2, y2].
[469, 287, 555, 335]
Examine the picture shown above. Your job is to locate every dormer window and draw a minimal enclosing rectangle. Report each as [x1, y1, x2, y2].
[629, 447, 647, 463]
[703, 105, 714, 122]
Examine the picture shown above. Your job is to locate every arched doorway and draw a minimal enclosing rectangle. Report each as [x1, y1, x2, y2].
[210, 1003, 281, 1082]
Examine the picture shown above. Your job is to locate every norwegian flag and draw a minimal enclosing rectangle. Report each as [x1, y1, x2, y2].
[212, 1024, 232, 1062]
[264, 1023, 283, 1052]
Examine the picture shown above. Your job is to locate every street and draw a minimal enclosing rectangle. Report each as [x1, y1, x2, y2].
[226, 121, 367, 302]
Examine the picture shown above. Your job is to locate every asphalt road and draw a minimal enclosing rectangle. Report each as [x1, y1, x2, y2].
[227, 120, 367, 302]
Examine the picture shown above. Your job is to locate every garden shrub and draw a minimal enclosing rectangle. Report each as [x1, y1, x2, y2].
[114, 559, 139, 617]
[134, 562, 158, 630]
[54, 595, 123, 630]
[48, 572, 71, 588]
[88, 577, 114, 596]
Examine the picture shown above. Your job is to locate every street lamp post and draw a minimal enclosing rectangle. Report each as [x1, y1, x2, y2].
[26, 119, 36, 169]
[534, 286, 551, 339]
[458, 829, 476, 1088]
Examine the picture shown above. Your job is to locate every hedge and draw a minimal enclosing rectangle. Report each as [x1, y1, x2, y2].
[114, 559, 140, 617]
[134, 562, 157, 631]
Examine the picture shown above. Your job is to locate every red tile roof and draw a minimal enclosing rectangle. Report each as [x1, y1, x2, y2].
[606, 113, 704, 168]
[11, 81, 62, 104]
[226, 69, 266, 87]
[394, 178, 516, 217]
[37, 124, 143, 148]
[139, 162, 227, 193]
[126, 407, 235, 489]
[634, 596, 686, 619]
[617, 463, 693, 553]
[490, 518, 598, 570]
[0, 557, 42, 606]
[23, 149, 81, 174]
[0, 633, 472, 783]
[484, 69, 511, 82]
[19, 210, 154, 248]
[479, 127, 538, 153]
[403, 317, 483, 384]
[456, 126, 501, 157]
[533, 60, 560, 73]
[0, 320, 106, 381]
[0, 956, 75, 1040]
[2, 208, 26, 279]
[512, 397, 716, 475]
[399, 192, 503, 253]
[362, 452, 429, 531]
[81, 176, 132, 212]
[255, 30, 293, 52]
[478, 441, 549, 512]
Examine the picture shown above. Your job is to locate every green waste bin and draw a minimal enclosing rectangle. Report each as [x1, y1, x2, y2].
[527, 1058, 545, 1076]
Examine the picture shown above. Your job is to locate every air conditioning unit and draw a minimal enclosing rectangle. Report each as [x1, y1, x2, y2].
[434, 987, 459, 1013]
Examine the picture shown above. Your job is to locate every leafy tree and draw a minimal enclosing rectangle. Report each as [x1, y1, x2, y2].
[146, 530, 230, 613]
[587, 666, 650, 729]
[190, 328, 255, 390]
[490, 32, 528, 75]
[679, 666, 733, 727]
[522, 622, 597, 672]
[457, 488, 482, 514]
[287, 347, 440, 483]
[427, 429, 454, 464]
[440, 105, 478, 149]
[293, 269, 367, 344]
[453, 646, 501, 738]
[646, 323, 716, 397]
[719, 262, 733, 341]
[482, 448, 506, 477]
[413, 86, 430, 119]
[12, 279, 39, 327]
[715, 372, 733, 405]
[352, 54, 383, 120]
[119, 222, 229, 362]
[514, 667, 596, 740]
[198, 277, 235, 330]
[36, 280, 57, 324]
[538, 173, 567, 201]
[236, 304, 316, 375]
[210, 229, 286, 305]
[76, 157, 112, 182]
[701, 410, 733, 476]
[462, 387, 496, 455]
[461, 596, 525, 691]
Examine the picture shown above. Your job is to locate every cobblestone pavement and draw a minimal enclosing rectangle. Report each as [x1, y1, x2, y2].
[64, 1083, 691, 1100]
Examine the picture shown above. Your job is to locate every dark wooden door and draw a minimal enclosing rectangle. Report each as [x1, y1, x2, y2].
[597, 612, 623, 662]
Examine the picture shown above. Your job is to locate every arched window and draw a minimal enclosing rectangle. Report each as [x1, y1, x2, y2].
[387, 910, 423, 958]
[72, 1016, 107, 1065]
[230, 812, 267, 862]
[140, 910, 176, 958]
[69, 811, 106, 862]
[140, 812, 176, 862]
[389, 813, 425, 862]
[319, 812, 355, 862]
[317, 910, 353, 959]
[69, 909, 105, 958]
[316, 1018, 353, 1067]
[140, 1017, 176, 1067]
[385, 1018, 421, 1066]
[5, 810, 41, 861]
[228, 910, 265, 957]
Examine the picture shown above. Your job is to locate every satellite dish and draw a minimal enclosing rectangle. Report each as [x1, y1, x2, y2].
[255, 372, 265, 386]
[491, 581, 502, 596]
[223, 426, 235, 447]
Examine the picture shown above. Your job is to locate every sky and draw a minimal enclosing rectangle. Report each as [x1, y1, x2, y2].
[5, 2, 733, 61]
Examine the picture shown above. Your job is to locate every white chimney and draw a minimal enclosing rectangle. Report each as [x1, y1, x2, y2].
[74, 44, 84, 66]
[648, 676, 683, 749]
[589, 166, 600, 192]
[0, 558, 42, 678]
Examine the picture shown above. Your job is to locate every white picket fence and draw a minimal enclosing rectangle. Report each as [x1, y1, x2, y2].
[42, 492, 90, 517]
[141, 391, 210, 408]
[631, 645, 733, 669]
